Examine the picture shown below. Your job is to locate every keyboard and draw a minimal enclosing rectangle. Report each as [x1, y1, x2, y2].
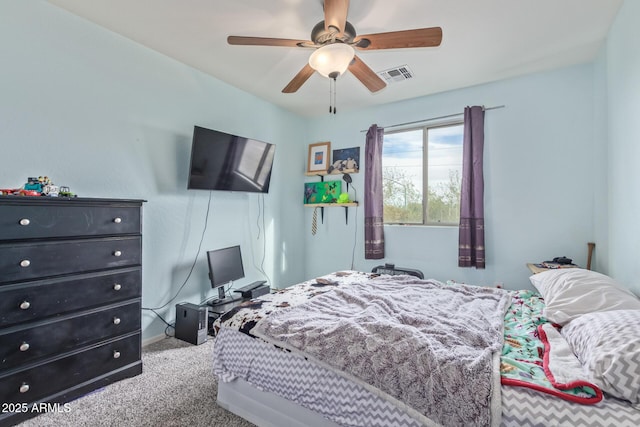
[206, 296, 241, 308]
[234, 280, 267, 294]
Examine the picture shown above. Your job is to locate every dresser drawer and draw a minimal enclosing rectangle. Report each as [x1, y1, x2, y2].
[0, 203, 141, 240]
[0, 300, 140, 371]
[0, 268, 141, 328]
[0, 332, 140, 405]
[0, 236, 141, 282]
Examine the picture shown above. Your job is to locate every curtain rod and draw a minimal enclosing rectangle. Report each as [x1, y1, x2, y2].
[360, 105, 506, 132]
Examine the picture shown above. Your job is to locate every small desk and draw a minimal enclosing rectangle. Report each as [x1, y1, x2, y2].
[526, 263, 580, 274]
[206, 298, 245, 317]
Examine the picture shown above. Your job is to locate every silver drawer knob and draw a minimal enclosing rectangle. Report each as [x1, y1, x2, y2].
[113, 317, 121, 325]
[113, 283, 122, 291]
[20, 301, 31, 310]
[20, 259, 31, 268]
[19, 218, 31, 226]
[19, 342, 30, 352]
[113, 217, 122, 224]
[113, 351, 121, 359]
[19, 383, 30, 394]
[113, 250, 122, 257]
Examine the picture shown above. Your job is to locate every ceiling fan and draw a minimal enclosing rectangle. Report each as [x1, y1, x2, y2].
[227, 0, 442, 94]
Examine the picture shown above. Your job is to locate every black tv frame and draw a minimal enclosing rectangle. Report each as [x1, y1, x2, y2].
[187, 126, 275, 193]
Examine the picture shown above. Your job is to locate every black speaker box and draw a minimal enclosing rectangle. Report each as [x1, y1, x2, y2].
[175, 303, 208, 345]
[248, 284, 270, 299]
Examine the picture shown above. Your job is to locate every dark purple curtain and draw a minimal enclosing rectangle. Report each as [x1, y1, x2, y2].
[458, 106, 485, 268]
[365, 124, 385, 259]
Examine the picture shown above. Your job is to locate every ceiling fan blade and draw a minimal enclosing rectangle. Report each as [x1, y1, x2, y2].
[355, 27, 442, 50]
[324, 0, 349, 34]
[282, 64, 315, 93]
[228, 36, 311, 48]
[348, 55, 386, 93]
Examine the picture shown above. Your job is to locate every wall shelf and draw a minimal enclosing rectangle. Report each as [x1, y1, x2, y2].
[304, 202, 358, 225]
[304, 203, 358, 208]
[305, 169, 358, 177]
[304, 169, 359, 227]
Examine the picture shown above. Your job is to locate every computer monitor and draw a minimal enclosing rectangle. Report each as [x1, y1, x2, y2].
[206, 245, 245, 303]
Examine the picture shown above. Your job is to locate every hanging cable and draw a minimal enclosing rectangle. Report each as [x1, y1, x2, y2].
[350, 186, 358, 270]
[253, 193, 271, 287]
[142, 190, 213, 312]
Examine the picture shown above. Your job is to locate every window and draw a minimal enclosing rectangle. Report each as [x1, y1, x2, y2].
[382, 122, 463, 225]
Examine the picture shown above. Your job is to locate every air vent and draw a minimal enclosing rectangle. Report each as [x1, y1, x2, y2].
[378, 65, 414, 84]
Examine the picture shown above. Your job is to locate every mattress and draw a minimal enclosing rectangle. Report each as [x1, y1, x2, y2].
[212, 271, 640, 427]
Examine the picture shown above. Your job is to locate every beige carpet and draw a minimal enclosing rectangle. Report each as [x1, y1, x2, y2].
[17, 337, 255, 427]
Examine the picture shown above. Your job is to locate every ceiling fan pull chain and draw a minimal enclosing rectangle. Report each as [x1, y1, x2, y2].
[329, 79, 332, 114]
[333, 77, 337, 114]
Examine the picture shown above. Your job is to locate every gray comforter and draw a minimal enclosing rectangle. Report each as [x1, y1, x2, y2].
[252, 275, 511, 427]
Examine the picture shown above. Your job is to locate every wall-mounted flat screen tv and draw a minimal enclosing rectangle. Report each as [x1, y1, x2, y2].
[187, 126, 276, 193]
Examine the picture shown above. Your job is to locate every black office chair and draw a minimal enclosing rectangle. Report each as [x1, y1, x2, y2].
[372, 263, 424, 279]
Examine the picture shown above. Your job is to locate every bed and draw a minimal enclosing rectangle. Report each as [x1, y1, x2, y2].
[212, 270, 640, 427]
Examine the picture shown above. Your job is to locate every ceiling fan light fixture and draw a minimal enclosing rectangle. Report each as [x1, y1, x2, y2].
[308, 43, 355, 78]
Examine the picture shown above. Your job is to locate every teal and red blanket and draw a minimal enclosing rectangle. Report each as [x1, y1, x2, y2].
[500, 290, 602, 404]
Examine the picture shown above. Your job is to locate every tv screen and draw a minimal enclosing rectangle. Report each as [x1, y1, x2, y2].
[188, 126, 276, 193]
[206, 245, 245, 289]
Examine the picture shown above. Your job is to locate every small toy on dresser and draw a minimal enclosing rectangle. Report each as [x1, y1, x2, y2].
[58, 186, 76, 197]
[0, 176, 77, 197]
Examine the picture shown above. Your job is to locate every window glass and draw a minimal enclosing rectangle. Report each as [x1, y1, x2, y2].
[382, 123, 463, 225]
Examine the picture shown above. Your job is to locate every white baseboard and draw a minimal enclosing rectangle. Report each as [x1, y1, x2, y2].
[142, 333, 169, 347]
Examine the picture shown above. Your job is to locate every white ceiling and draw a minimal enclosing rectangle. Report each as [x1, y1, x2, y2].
[47, 0, 623, 118]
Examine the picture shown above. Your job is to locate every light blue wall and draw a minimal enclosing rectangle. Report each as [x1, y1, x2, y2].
[592, 48, 610, 276]
[305, 64, 602, 289]
[0, 1, 307, 340]
[606, 0, 640, 294]
[2, 0, 636, 341]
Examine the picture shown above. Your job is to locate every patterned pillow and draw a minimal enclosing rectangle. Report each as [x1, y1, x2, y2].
[561, 309, 640, 403]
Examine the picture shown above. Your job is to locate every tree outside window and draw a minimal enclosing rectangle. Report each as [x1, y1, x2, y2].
[382, 122, 463, 225]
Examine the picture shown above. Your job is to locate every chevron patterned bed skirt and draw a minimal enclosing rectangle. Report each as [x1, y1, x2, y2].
[214, 327, 640, 427]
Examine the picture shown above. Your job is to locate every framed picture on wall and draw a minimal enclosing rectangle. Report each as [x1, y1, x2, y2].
[330, 147, 360, 173]
[307, 142, 331, 173]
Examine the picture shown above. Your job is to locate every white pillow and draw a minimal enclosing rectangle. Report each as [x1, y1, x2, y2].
[529, 269, 640, 325]
[561, 309, 640, 403]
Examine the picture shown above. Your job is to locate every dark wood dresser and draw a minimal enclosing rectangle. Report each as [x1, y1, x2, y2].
[0, 196, 144, 426]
